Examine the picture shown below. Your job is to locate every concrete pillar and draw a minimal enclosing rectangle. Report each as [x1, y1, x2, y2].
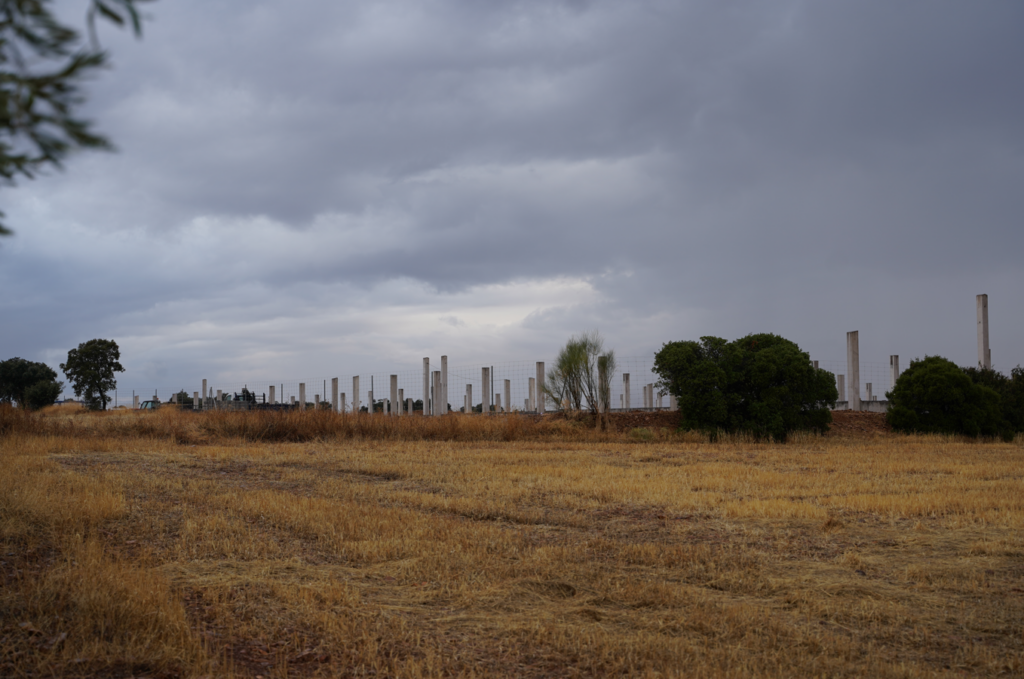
[536, 362, 546, 413]
[812, 360, 819, 370]
[390, 375, 398, 416]
[504, 379, 511, 414]
[528, 377, 536, 412]
[331, 378, 338, 413]
[368, 389, 373, 414]
[352, 376, 360, 414]
[977, 294, 991, 369]
[495, 393, 502, 412]
[846, 331, 861, 411]
[341, 393, 347, 413]
[837, 375, 845, 409]
[481, 367, 491, 414]
[406, 397, 412, 415]
[423, 358, 430, 416]
[398, 389, 404, 415]
[669, 394, 678, 411]
[433, 371, 442, 414]
[299, 383, 306, 411]
[657, 391, 663, 409]
[193, 392, 199, 410]
[524, 398, 529, 411]
[314, 394, 320, 409]
[269, 385, 275, 405]
[133, 395, 139, 409]
[290, 396, 295, 405]
[202, 379, 207, 409]
[623, 373, 631, 410]
[441, 356, 448, 417]
[466, 384, 472, 413]
[866, 383, 873, 402]
[890, 355, 900, 392]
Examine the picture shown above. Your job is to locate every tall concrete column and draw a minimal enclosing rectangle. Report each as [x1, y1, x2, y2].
[406, 397, 412, 414]
[352, 376, 360, 414]
[466, 384, 472, 413]
[812, 360, 819, 370]
[341, 393, 347, 413]
[202, 379, 207, 409]
[889, 356, 900, 392]
[390, 375, 398, 417]
[314, 394, 320, 409]
[481, 367, 491, 414]
[368, 389, 374, 414]
[866, 383, 873, 402]
[846, 331, 861, 411]
[441, 356, 448, 417]
[669, 394, 678, 411]
[398, 388, 404, 415]
[977, 294, 991, 369]
[528, 377, 536, 412]
[134, 395, 139, 409]
[504, 379, 511, 414]
[837, 375, 845, 409]
[433, 371, 442, 414]
[331, 378, 339, 413]
[193, 392, 199, 410]
[536, 362, 546, 413]
[422, 358, 430, 415]
[623, 373, 631, 410]
[495, 393, 502, 412]
[299, 383, 306, 411]
[269, 385, 276, 405]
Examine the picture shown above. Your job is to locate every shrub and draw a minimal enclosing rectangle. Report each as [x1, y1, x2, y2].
[963, 365, 1024, 433]
[654, 333, 837, 442]
[887, 356, 1010, 439]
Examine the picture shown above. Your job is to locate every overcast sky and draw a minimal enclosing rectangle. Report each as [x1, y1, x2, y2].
[2, 0, 1022, 397]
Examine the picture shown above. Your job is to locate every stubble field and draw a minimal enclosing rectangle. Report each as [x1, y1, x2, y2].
[1, 407, 1022, 678]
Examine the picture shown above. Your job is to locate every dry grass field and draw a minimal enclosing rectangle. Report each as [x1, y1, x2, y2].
[1, 406, 1022, 678]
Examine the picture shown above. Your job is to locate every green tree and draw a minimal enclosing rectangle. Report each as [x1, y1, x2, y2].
[60, 338, 124, 410]
[963, 365, 1024, 433]
[545, 330, 615, 417]
[888, 357, 1009, 439]
[0, 356, 63, 408]
[654, 333, 837, 442]
[1, 0, 151, 236]
[24, 378, 61, 409]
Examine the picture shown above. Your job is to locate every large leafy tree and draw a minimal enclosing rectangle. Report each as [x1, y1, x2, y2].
[654, 333, 838, 442]
[60, 338, 124, 410]
[0, 356, 63, 408]
[1, 0, 150, 236]
[888, 357, 1011, 440]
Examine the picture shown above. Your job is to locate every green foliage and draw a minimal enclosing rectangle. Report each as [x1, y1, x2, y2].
[60, 338, 124, 411]
[654, 333, 837, 442]
[1, 0, 150, 235]
[23, 378, 61, 409]
[172, 390, 194, 406]
[545, 330, 615, 415]
[886, 356, 1009, 439]
[963, 365, 1024, 433]
[0, 356, 62, 408]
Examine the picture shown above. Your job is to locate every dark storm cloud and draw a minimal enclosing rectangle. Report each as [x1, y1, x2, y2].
[2, 0, 1023, 388]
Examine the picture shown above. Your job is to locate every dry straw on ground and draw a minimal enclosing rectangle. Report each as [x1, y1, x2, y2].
[1, 405, 1022, 677]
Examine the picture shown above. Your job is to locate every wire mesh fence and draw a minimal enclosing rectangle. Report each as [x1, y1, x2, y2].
[95, 355, 904, 411]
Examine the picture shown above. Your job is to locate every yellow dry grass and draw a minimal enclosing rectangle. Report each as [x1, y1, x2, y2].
[1, 407, 1022, 677]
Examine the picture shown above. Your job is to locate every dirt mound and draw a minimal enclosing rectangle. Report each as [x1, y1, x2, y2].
[828, 410, 890, 436]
